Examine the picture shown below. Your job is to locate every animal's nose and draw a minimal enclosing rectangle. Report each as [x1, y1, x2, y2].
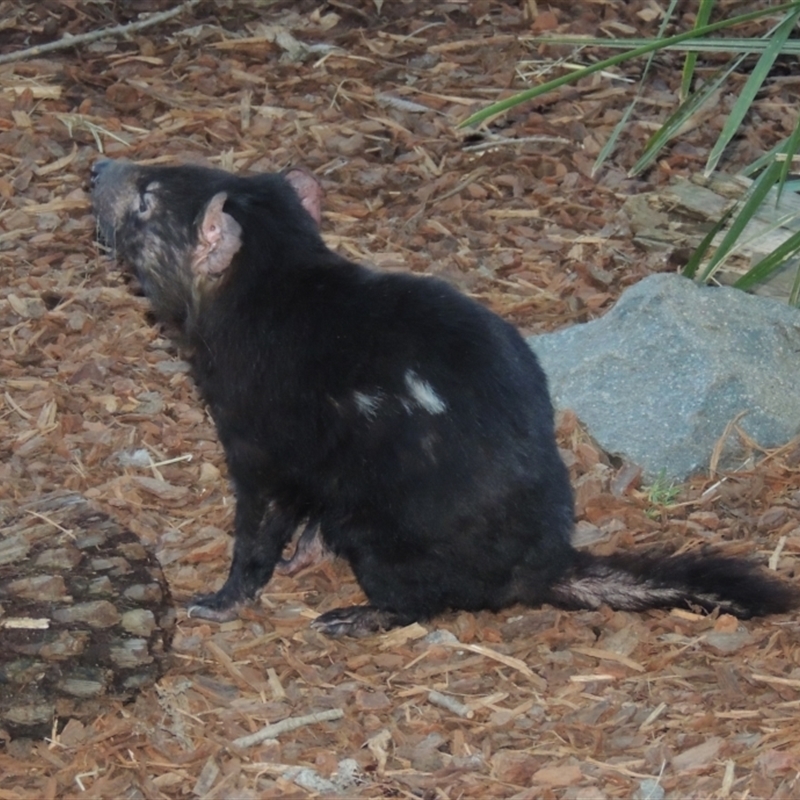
[90, 159, 110, 189]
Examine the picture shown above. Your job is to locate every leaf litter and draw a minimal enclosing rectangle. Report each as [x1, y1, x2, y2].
[1, 0, 800, 797]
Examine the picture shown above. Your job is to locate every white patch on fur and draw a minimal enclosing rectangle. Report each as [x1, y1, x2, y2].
[553, 575, 683, 610]
[403, 370, 446, 415]
[354, 391, 383, 420]
[550, 567, 748, 616]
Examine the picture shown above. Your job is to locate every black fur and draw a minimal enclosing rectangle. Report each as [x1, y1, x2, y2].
[91, 160, 799, 636]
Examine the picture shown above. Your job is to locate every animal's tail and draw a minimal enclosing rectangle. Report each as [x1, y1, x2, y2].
[547, 548, 799, 619]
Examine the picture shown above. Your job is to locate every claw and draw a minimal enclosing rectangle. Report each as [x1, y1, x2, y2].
[311, 605, 407, 637]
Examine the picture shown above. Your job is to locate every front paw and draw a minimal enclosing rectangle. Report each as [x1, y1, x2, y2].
[187, 591, 246, 622]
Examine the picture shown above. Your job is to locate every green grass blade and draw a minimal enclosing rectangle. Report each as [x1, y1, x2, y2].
[697, 159, 783, 282]
[732, 226, 800, 291]
[630, 56, 744, 177]
[788, 257, 800, 306]
[682, 204, 737, 279]
[647, 0, 679, 58]
[518, 36, 800, 55]
[592, 0, 679, 175]
[592, 101, 638, 176]
[681, 0, 715, 101]
[740, 137, 790, 177]
[776, 116, 800, 204]
[459, 2, 800, 128]
[705, 7, 800, 175]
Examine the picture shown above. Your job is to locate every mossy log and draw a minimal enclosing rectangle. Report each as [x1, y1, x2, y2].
[0, 492, 175, 739]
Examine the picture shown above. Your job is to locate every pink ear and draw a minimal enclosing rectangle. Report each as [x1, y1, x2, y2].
[284, 168, 323, 227]
[192, 192, 242, 277]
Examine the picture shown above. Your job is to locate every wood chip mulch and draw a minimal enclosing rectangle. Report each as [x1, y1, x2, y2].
[1, 0, 800, 797]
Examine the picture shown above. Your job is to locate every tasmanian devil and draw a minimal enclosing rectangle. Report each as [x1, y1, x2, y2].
[91, 158, 798, 637]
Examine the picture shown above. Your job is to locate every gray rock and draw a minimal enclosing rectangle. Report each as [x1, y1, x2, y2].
[423, 629, 459, 645]
[527, 274, 800, 481]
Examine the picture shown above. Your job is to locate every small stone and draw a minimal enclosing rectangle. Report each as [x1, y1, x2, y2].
[423, 629, 459, 645]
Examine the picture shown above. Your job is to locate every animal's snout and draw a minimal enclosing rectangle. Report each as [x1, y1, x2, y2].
[90, 159, 111, 189]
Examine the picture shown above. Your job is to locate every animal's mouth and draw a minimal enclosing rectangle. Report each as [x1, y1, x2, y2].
[93, 217, 116, 253]
[91, 212, 145, 290]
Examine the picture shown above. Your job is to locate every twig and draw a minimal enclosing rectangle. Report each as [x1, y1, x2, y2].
[708, 410, 748, 477]
[751, 673, 800, 689]
[768, 535, 787, 571]
[638, 701, 667, 731]
[462, 134, 573, 153]
[427, 690, 474, 719]
[405, 166, 490, 228]
[4, 391, 33, 420]
[0, 0, 203, 66]
[232, 709, 344, 749]
[439, 640, 546, 688]
[25, 509, 74, 536]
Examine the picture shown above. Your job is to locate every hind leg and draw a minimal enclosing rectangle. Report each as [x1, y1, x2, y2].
[311, 542, 493, 637]
[311, 514, 578, 637]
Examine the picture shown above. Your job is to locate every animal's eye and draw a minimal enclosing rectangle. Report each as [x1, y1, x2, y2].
[138, 195, 150, 214]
